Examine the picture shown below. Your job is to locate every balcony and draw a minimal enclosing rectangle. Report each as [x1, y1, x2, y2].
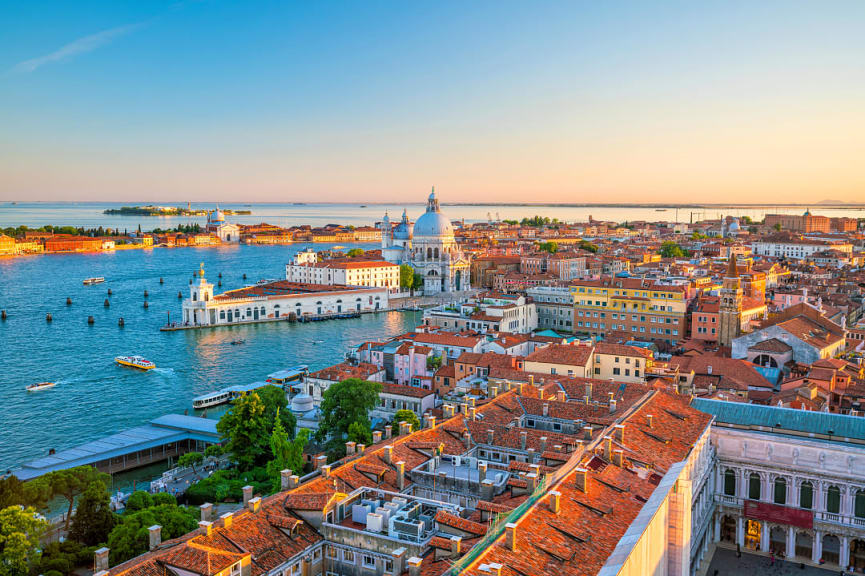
[815, 511, 865, 529]
[715, 494, 743, 508]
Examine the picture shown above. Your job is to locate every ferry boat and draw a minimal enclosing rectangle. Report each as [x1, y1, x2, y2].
[83, 277, 106, 285]
[192, 389, 232, 409]
[26, 382, 56, 392]
[114, 355, 156, 370]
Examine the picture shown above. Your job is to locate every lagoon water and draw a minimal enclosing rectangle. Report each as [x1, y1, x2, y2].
[0, 242, 424, 471]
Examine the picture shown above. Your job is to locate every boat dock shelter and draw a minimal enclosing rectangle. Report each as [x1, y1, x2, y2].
[15, 414, 220, 481]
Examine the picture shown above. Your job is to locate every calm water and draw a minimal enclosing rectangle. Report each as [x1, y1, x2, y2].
[0, 243, 423, 471]
[1, 201, 864, 231]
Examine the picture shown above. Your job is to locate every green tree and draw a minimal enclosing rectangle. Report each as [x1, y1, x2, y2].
[578, 240, 599, 253]
[34, 466, 110, 530]
[426, 355, 442, 371]
[538, 241, 558, 254]
[346, 248, 364, 257]
[392, 410, 420, 433]
[773, 222, 782, 231]
[0, 475, 47, 510]
[107, 504, 199, 565]
[316, 378, 382, 459]
[69, 483, 116, 546]
[0, 505, 48, 576]
[217, 393, 271, 470]
[266, 412, 310, 492]
[347, 421, 371, 446]
[257, 385, 297, 438]
[399, 264, 415, 290]
[204, 445, 224, 458]
[124, 491, 154, 513]
[412, 271, 424, 291]
[178, 452, 204, 472]
[658, 241, 687, 259]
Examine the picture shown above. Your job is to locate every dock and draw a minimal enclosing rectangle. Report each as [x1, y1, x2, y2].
[15, 414, 220, 481]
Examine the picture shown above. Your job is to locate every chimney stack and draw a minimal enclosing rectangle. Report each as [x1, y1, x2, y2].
[408, 557, 423, 576]
[450, 535, 462, 558]
[469, 406, 477, 421]
[396, 461, 406, 491]
[385, 425, 393, 439]
[220, 512, 233, 529]
[94, 547, 109, 572]
[428, 415, 436, 428]
[583, 425, 593, 440]
[585, 382, 593, 399]
[549, 491, 561, 514]
[423, 413, 430, 429]
[646, 414, 654, 428]
[315, 454, 327, 470]
[199, 520, 213, 536]
[281, 469, 293, 491]
[478, 460, 487, 482]
[490, 386, 499, 397]
[148, 525, 162, 550]
[609, 399, 617, 413]
[392, 548, 407, 576]
[542, 403, 549, 416]
[289, 474, 299, 489]
[613, 449, 624, 467]
[384, 445, 393, 465]
[505, 523, 518, 551]
[444, 404, 454, 418]
[372, 430, 382, 444]
[399, 421, 411, 435]
[575, 467, 588, 493]
[487, 429, 494, 444]
[539, 436, 548, 454]
[463, 430, 471, 450]
[346, 441, 356, 455]
[357, 444, 365, 454]
[242, 485, 254, 507]
[603, 436, 613, 460]
[322, 465, 331, 479]
[248, 496, 261, 513]
[200, 502, 213, 522]
[520, 431, 527, 450]
[613, 424, 625, 444]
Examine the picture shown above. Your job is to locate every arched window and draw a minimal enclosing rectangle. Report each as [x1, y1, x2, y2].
[723, 469, 736, 496]
[774, 477, 787, 505]
[800, 481, 813, 509]
[856, 490, 865, 519]
[749, 473, 761, 500]
[827, 486, 841, 514]
[434, 247, 439, 258]
[204, 293, 209, 302]
[427, 247, 432, 259]
[192, 293, 197, 301]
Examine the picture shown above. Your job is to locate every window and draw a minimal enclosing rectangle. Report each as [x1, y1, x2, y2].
[230, 563, 242, 576]
[800, 481, 813, 510]
[773, 477, 787, 505]
[827, 486, 841, 513]
[723, 470, 736, 496]
[327, 546, 337, 559]
[343, 550, 355, 563]
[362, 555, 375, 568]
[613, 367, 620, 375]
[748, 473, 761, 500]
[856, 490, 865, 519]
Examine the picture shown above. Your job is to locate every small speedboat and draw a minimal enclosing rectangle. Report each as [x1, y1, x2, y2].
[26, 382, 56, 392]
[83, 277, 105, 285]
[115, 355, 156, 370]
[230, 340, 245, 345]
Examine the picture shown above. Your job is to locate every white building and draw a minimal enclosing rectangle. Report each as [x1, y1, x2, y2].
[752, 238, 853, 260]
[180, 265, 389, 327]
[381, 188, 471, 294]
[205, 206, 240, 242]
[527, 285, 574, 332]
[285, 250, 401, 291]
[422, 291, 537, 334]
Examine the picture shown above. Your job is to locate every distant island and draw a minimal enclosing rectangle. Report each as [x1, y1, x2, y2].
[103, 205, 251, 216]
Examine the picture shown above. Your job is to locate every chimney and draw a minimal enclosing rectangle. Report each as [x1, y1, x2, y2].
[575, 467, 588, 493]
[463, 430, 472, 450]
[647, 414, 654, 428]
[444, 404, 454, 418]
[281, 469, 293, 491]
[538, 387, 543, 399]
[450, 535, 462, 558]
[289, 474, 299, 489]
[583, 425, 593, 440]
[609, 399, 617, 413]
[603, 436, 613, 460]
[199, 520, 213, 536]
[549, 491, 561, 514]
[242, 485, 254, 507]
[556, 390, 566, 402]
[613, 424, 625, 444]
[220, 511, 233, 529]
[94, 547, 109, 572]
[428, 415, 436, 428]
[542, 403, 549, 416]
[470, 397, 477, 407]
[517, 382, 525, 395]
[399, 421, 411, 435]
[423, 413, 430, 429]
[248, 496, 261, 513]
[408, 556, 423, 576]
[322, 465, 331, 479]
[357, 444, 365, 454]
[519, 430, 528, 450]
[613, 449, 624, 467]
[315, 454, 327, 470]
[372, 430, 382, 444]
[301, 555, 312, 576]
[529, 375, 534, 387]
[585, 381, 593, 399]
[481, 478, 495, 501]
[396, 461, 406, 491]
[383, 445, 393, 465]
[469, 406, 477, 421]
[148, 525, 162, 550]
[346, 441, 356, 455]
[487, 429, 494, 444]
[584, 394, 591, 405]
[505, 522, 518, 551]
[385, 424, 393, 439]
[490, 386, 499, 397]
[200, 502, 213, 522]
[392, 547, 407, 576]
[539, 436, 548, 453]
[478, 460, 487, 482]
[526, 447, 536, 462]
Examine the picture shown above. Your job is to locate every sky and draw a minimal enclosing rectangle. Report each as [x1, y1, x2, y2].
[1, 1, 864, 204]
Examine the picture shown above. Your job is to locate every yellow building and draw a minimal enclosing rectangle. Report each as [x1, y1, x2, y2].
[571, 277, 688, 345]
[0, 234, 17, 255]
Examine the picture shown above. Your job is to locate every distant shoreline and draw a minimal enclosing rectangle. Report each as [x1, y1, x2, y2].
[5, 201, 865, 209]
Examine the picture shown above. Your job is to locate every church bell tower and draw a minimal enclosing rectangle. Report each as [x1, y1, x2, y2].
[718, 254, 743, 346]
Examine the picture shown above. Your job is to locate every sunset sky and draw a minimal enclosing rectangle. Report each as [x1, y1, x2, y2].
[1, 1, 863, 204]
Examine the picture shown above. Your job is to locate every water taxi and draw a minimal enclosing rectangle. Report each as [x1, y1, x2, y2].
[83, 277, 106, 285]
[26, 382, 56, 392]
[333, 245, 345, 250]
[266, 365, 309, 387]
[114, 355, 156, 370]
[193, 389, 232, 409]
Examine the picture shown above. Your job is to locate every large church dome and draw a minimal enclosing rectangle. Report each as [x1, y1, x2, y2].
[413, 189, 454, 238]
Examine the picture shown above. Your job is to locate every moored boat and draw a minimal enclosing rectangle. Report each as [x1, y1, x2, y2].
[192, 389, 232, 409]
[26, 382, 56, 391]
[114, 355, 156, 370]
[83, 277, 105, 285]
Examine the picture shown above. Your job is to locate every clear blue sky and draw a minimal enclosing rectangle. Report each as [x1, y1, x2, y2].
[1, 1, 863, 203]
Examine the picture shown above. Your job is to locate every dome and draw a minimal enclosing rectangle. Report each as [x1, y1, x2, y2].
[393, 209, 413, 240]
[210, 207, 225, 223]
[728, 218, 740, 232]
[290, 393, 314, 413]
[413, 211, 453, 238]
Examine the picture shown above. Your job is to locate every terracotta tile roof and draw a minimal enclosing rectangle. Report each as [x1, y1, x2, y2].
[435, 510, 488, 536]
[525, 344, 593, 367]
[307, 361, 382, 382]
[381, 382, 435, 398]
[748, 338, 792, 353]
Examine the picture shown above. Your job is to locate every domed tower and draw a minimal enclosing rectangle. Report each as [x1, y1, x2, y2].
[409, 187, 469, 293]
[380, 211, 392, 249]
[718, 254, 743, 346]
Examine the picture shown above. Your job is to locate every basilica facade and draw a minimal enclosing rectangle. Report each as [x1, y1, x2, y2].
[380, 189, 470, 294]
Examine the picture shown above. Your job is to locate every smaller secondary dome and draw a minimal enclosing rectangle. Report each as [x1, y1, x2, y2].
[290, 392, 314, 413]
[210, 207, 225, 223]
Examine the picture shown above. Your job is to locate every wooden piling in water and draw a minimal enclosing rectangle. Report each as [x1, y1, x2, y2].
[66, 297, 72, 306]
[104, 299, 110, 307]
[46, 313, 53, 322]
[87, 316, 94, 325]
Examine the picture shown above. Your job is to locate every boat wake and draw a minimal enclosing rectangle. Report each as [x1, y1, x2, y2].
[152, 367, 175, 376]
